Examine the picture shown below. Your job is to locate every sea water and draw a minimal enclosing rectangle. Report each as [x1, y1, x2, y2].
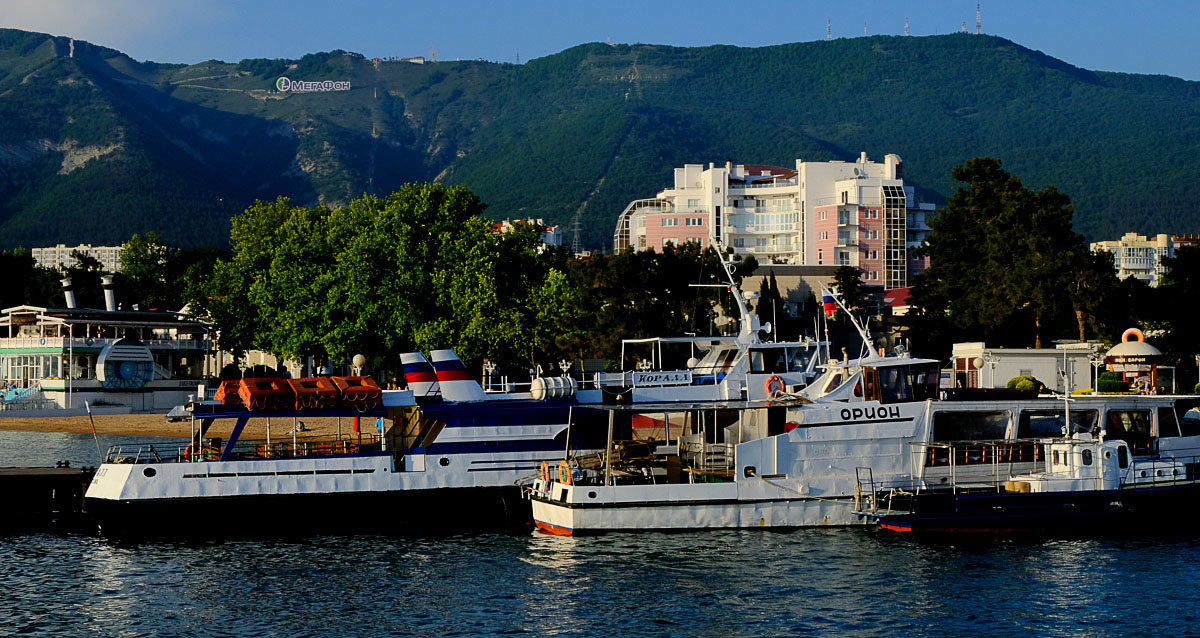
[3, 431, 1198, 637]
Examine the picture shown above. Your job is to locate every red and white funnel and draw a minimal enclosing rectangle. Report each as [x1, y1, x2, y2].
[430, 349, 489, 402]
[400, 352, 440, 397]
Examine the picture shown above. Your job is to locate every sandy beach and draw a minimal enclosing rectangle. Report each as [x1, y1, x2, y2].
[0, 414, 380, 438]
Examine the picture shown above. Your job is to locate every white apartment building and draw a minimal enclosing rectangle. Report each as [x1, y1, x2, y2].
[1090, 232, 1173, 286]
[31, 244, 123, 273]
[613, 152, 932, 288]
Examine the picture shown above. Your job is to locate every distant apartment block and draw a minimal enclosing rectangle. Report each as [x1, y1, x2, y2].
[1090, 232, 1173, 286]
[494, 218, 562, 252]
[31, 244, 122, 273]
[613, 152, 933, 288]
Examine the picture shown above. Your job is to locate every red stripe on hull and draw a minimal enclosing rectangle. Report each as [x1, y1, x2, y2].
[880, 523, 913, 534]
[534, 520, 575, 536]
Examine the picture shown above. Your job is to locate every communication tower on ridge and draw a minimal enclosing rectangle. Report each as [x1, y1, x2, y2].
[961, 21, 967, 33]
[864, 21, 868, 36]
[904, 17, 910, 36]
[976, 2, 982, 34]
[827, 19, 831, 41]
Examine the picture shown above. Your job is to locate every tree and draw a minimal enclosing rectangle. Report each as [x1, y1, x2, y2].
[908, 158, 1093, 355]
[118, 232, 173, 310]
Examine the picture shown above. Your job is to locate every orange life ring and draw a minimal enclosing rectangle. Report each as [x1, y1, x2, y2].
[558, 460, 572, 485]
[540, 460, 550, 482]
[1121, 328, 1145, 343]
[764, 375, 785, 398]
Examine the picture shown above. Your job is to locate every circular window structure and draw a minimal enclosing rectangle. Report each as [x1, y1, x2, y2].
[143, 467, 157, 478]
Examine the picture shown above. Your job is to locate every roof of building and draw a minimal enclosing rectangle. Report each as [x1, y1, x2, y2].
[883, 288, 911, 308]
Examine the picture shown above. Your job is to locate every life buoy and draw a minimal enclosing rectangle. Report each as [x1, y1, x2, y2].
[764, 375, 785, 398]
[558, 460, 572, 485]
[540, 460, 550, 482]
[84, 337, 94, 346]
[1121, 328, 1145, 343]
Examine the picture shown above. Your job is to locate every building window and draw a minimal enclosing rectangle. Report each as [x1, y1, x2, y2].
[662, 218, 678, 227]
[687, 198, 700, 208]
[733, 238, 745, 248]
[755, 238, 768, 248]
[662, 238, 677, 247]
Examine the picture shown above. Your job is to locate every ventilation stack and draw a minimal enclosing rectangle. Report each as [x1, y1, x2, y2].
[61, 277, 76, 309]
[101, 275, 116, 312]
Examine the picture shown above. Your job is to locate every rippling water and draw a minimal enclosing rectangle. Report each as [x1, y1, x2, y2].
[4, 531, 1200, 637]
[4, 431, 1199, 636]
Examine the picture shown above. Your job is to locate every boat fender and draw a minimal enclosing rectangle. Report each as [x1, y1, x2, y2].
[540, 460, 550, 483]
[764, 375, 785, 398]
[558, 460, 572, 485]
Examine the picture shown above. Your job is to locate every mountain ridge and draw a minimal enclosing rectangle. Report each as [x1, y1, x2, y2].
[1, 28, 1197, 250]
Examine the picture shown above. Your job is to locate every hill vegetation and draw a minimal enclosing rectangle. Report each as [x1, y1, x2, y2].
[1, 29, 1199, 250]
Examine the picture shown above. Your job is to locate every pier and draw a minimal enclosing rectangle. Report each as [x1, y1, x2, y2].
[1, 465, 95, 532]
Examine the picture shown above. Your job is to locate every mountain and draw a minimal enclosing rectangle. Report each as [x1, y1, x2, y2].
[1, 28, 1199, 250]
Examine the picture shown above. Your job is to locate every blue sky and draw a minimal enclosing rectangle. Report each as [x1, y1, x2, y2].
[4, 0, 1198, 80]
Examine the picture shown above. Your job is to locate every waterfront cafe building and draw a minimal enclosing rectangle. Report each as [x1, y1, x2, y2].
[0, 300, 213, 413]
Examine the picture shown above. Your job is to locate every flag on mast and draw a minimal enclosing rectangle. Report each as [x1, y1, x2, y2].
[821, 288, 837, 318]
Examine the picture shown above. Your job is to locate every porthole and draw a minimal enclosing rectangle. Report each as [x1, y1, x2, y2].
[1104, 451, 1112, 460]
[143, 467, 157, 478]
[439, 457, 450, 467]
[744, 466, 757, 478]
[588, 491, 597, 499]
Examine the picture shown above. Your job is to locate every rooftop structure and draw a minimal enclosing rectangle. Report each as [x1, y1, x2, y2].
[495, 218, 562, 252]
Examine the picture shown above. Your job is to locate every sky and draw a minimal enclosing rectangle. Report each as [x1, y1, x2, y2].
[2, 0, 1198, 81]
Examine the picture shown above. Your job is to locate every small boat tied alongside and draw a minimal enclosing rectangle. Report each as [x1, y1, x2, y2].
[853, 420, 1200, 535]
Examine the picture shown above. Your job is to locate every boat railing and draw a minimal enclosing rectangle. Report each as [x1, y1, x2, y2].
[103, 433, 385, 464]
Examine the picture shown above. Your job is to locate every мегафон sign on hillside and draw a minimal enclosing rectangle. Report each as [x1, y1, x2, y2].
[276, 77, 351, 93]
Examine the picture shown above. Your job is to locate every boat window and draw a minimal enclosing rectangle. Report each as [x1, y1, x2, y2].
[1017, 410, 1099, 438]
[749, 348, 787, 374]
[1118, 445, 1128, 468]
[879, 366, 913, 404]
[1181, 408, 1200, 437]
[786, 347, 815, 372]
[1052, 450, 1060, 465]
[932, 411, 1009, 442]
[1158, 407, 1181, 438]
[1082, 449, 1093, 466]
[911, 363, 941, 401]
[1104, 410, 1153, 454]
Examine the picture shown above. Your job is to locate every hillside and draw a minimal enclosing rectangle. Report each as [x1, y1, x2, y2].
[1, 28, 1198, 250]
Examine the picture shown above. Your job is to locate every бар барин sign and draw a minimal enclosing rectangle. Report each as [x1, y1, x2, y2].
[276, 77, 351, 92]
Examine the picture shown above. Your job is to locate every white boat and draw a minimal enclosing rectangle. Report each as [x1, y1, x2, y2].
[84, 349, 602, 536]
[528, 279, 1200, 535]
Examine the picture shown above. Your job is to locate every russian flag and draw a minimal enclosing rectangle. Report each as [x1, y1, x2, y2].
[822, 289, 837, 318]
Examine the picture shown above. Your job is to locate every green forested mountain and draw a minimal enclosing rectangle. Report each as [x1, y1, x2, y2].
[1, 28, 1198, 250]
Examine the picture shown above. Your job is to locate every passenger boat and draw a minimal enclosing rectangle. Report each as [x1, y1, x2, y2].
[527, 275, 1200, 535]
[528, 361, 1200, 535]
[84, 350, 603, 536]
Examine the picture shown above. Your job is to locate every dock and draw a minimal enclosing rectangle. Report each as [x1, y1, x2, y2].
[0, 465, 96, 532]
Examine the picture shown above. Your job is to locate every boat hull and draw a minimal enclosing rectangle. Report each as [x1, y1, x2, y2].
[870, 481, 1200, 535]
[529, 480, 864, 535]
[86, 486, 530, 538]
